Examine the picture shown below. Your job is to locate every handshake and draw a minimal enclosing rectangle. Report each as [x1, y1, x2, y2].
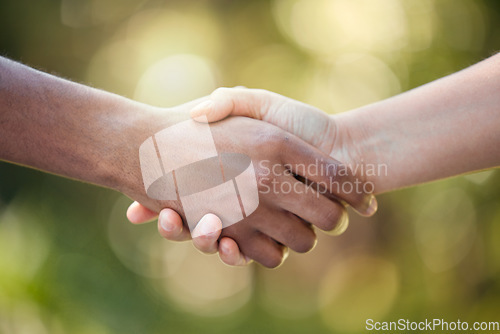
[127, 88, 379, 268]
[2, 54, 498, 269]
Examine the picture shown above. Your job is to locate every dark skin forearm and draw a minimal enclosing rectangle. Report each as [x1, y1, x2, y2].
[0, 56, 159, 194]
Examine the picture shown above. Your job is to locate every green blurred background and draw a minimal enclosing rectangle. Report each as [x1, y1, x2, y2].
[1, 0, 500, 333]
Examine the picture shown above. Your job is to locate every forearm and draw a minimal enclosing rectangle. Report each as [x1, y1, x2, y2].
[336, 53, 500, 193]
[0, 57, 158, 193]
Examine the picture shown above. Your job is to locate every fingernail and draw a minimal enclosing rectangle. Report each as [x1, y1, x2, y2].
[220, 241, 230, 254]
[200, 214, 219, 235]
[190, 100, 213, 122]
[126, 203, 139, 223]
[193, 214, 219, 238]
[159, 210, 174, 232]
[329, 210, 349, 236]
[365, 195, 378, 216]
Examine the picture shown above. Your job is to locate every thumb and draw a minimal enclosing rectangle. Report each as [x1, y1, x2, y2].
[190, 98, 234, 123]
[190, 87, 266, 123]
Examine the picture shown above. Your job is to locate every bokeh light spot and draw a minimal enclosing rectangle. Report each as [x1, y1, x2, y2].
[413, 188, 476, 272]
[134, 54, 217, 107]
[273, 0, 408, 55]
[318, 255, 399, 332]
[61, 0, 146, 27]
[107, 197, 252, 317]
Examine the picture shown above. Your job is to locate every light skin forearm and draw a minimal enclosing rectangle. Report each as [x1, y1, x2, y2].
[335, 53, 500, 193]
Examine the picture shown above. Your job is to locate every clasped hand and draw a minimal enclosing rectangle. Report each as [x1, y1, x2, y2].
[127, 88, 377, 268]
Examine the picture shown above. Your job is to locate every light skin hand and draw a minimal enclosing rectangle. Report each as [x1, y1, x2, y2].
[130, 53, 500, 263]
[191, 53, 500, 192]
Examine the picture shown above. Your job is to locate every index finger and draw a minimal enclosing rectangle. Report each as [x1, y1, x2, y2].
[279, 136, 377, 216]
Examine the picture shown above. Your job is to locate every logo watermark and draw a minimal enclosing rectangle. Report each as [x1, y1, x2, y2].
[258, 159, 387, 196]
[139, 117, 259, 236]
[366, 318, 500, 332]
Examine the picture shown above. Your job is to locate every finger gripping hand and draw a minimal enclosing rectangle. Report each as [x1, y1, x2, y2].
[190, 87, 269, 123]
[127, 203, 249, 266]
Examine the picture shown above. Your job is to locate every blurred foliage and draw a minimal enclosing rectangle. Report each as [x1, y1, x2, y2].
[1, 0, 500, 333]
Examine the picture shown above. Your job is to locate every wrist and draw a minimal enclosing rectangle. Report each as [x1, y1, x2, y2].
[330, 107, 385, 194]
[99, 103, 174, 196]
[107, 98, 208, 213]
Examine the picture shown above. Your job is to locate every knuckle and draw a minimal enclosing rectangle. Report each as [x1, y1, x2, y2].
[251, 129, 286, 161]
[257, 129, 289, 159]
[256, 126, 283, 146]
[253, 88, 273, 99]
[282, 214, 317, 253]
[211, 87, 231, 99]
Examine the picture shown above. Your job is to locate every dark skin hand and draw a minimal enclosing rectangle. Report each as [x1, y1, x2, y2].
[0, 56, 373, 267]
[124, 113, 372, 267]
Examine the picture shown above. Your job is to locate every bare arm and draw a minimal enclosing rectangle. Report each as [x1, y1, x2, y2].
[335, 53, 500, 193]
[0, 56, 151, 193]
